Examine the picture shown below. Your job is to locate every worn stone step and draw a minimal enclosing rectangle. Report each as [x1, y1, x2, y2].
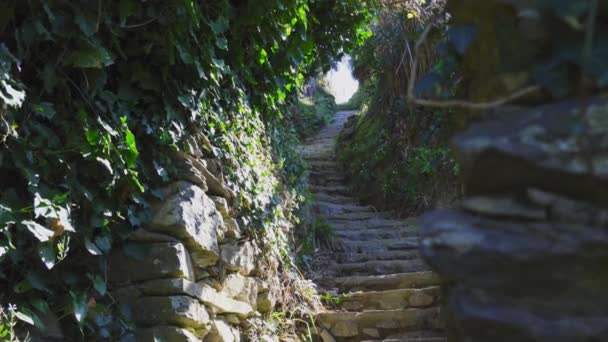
[310, 179, 346, 188]
[334, 272, 440, 292]
[313, 192, 358, 206]
[333, 258, 429, 276]
[317, 308, 443, 340]
[335, 250, 420, 264]
[337, 287, 440, 311]
[308, 160, 340, 170]
[376, 331, 446, 341]
[309, 170, 344, 179]
[330, 218, 418, 231]
[316, 201, 374, 216]
[334, 237, 420, 253]
[334, 227, 418, 241]
[310, 184, 351, 195]
[323, 211, 388, 221]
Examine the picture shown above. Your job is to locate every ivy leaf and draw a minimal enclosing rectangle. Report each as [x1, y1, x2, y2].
[259, 49, 268, 65]
[93, 274, 107, 296]
[30, 298, 50, 315]
[70, 292, 88, 325]
[86, 128, 100, 146]
[15, 309, 35, 325]
[32, 102, 56, 119]
[210, 16, 229, 35]
[216, 37, 228, 51]
[67, 47, 113, 69]
[447, 25, 479, 55]
[84, 237, 102, 255]
[74, 15, 96, 37]
[38, 242, 56, 269]
[22, 220, 54, 242]
[94, 235, 112, 253]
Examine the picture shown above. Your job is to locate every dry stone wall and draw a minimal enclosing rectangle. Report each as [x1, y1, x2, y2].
[108, 142, 282, 341]
[420, 97, 608, 342]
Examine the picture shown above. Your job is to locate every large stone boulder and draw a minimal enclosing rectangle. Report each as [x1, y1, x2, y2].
[136, 326, 201, 342]
[108, 242, 194, 284]
[420, 98, 608, 342]
[220, 241, 258, 275]
[149, 182, 224, 267]
[138, 278, 254, 318]
[134, 296, 210, 336]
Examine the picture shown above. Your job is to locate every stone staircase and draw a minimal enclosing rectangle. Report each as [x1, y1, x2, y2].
[302, 111, 445, 342]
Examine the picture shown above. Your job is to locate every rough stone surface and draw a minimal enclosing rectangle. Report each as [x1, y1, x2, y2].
[136, 326, 202, 342]
[320, 329, 337, 342]
[109, 242, 194, 284]
[225, 218, 242, 239]
[149, 182, 223, 267]
[221, 273, 259, 308]
[211, 195, 230, 219]
[206, 320, 241, 342]
[452, 97, 608, 204]
[221, 241, 257, 275]
[138, 278, 254, 317]
[256, 291, 277, 314]
[421, 99, 608, 342]
[134, 296, 209, 332]
[332, 321, 359, 337]
[305, 111, 445, 341]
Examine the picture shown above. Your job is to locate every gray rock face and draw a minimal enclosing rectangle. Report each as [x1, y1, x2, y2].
[206, 319, 241, 342]
[138, 278, 254, 317]
[220, 241, 257, 275]
[108, 242, 194, 284]
[136, 326, 202, 342]
[149, 182, 223, 267]
[420, 98, 608, 342]
[134, 296, 210, 333]
[453, 97, 608, 204]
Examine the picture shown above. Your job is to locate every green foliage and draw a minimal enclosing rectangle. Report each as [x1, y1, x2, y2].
[288, 81, 337, 139]
[298, 217, 335, 267]
[320, 292, 344, 307]
[419, 0, 608, 108]
[0, 0, 373, 339]
[0, 304, 21, 342]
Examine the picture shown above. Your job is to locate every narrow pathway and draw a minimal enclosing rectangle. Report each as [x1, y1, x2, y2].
[302, 111, 445, 342]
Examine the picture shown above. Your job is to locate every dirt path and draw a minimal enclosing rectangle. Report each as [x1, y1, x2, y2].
[302, 111, 445, 342]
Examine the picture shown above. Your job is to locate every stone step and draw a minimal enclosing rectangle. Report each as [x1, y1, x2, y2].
[334, 237, 420, 253]
[316, 201, 374, 216]
[337, 287, 440, 311]
[310, 179, 346, 187]
[329, 218, 417, 230]
[309, 171, 344, 179]
[308, 161, 340, 170]
[333, 258, 429, 276]
[335, 250, 421, 264]
[334, 227, 418, 241]
[323, 211, 387, 221]
[310, 184, 351, 196]
[317, 308, 443, 340]
[334, 272, 440, 292]
[313, 192, 358, 206]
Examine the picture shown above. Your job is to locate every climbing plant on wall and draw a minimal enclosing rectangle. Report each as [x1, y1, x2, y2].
[0, 0, 373, 339]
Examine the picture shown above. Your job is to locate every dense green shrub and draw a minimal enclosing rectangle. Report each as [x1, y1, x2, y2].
[287, 80, 337, 139]
[0, 0, 372, 339]
[337, 1, 459, 215]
